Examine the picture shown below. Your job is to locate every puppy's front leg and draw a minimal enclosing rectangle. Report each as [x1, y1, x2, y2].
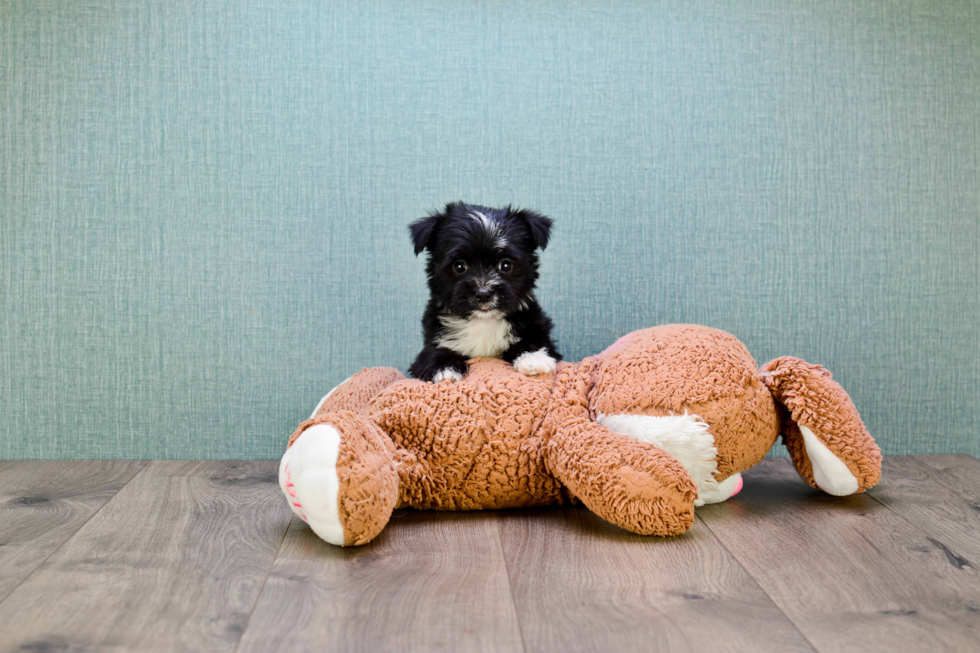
[503, 339, 560, 377]
[408, 345, 469, 383]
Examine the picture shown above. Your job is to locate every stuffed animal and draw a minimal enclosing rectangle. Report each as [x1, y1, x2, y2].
[280, 324, 881, 546]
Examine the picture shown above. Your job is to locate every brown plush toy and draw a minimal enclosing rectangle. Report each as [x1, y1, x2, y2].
[280, 324, 881, 546]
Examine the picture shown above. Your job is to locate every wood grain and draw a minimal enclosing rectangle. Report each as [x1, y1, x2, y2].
[236, 509, 526, 653]
[0, 460, 292, 653]
[497, 505, 814, 653]
[870, 456, 980, 565]
[4, 456, 980, 653]
[916, 454, 980, 477]
[698, 458, 980, 653]
[0, 460, 146, 603]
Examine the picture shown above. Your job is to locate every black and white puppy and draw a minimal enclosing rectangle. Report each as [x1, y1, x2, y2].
[408, 202, 562, 383]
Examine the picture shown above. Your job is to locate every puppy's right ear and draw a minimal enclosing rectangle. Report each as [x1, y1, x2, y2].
[513, 208, 553, 250]
[408, 213, 442, 256]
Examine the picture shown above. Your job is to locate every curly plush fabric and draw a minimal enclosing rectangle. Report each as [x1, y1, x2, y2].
[594, 325, 782, 480]
[760, 357, 882, 492]
[365, 358, 566, 511]
[282, 324, 882, 546]
[542, 358, 698, 535]
[316, 367, 407, 417]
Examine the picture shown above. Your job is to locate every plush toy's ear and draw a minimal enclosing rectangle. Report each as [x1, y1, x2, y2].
[513, 208, 553, 250]
[408, 212, 442, 256]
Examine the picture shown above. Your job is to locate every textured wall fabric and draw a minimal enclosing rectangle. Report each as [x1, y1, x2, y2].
[1, 0, 977, 459]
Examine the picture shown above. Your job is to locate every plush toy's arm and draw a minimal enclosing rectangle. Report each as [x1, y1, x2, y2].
[544, 417, 699, 536]
[761, 357, 881, 495]
[539, 358, 698, 536]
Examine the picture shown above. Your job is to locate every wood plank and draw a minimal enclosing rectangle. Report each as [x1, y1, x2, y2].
[869, 456, 980, 564]
[0, 460, 292, 653]
[915, 454, 980, 485]
[0, 460, 146, 602]
[698, 458, 980, 653]
[497, 505, 814, 653]
[236, 510, 526, 653]
[917, 454, 980, 470]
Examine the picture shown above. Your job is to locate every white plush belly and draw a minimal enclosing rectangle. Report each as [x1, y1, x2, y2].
[597, 412, 737, 506]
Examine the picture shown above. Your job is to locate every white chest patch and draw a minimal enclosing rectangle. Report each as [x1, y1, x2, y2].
[435, 312, 518, 358]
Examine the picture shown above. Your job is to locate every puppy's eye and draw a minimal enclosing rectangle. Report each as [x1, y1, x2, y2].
[452, 260, 468, 274]
[498, 259, 513, 273]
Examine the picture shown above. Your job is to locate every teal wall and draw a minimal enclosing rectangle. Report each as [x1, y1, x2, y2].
[2, 0, 978, 459]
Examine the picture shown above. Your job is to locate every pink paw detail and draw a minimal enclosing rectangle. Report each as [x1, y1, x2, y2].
[283, 463, 308, 521]
[730, 474, 744, 498]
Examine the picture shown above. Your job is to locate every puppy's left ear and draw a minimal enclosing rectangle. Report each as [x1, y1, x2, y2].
[408, 213, 442, 256]
[514, 209, 553, 250]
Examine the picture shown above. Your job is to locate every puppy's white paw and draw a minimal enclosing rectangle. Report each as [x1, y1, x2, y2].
[432, 368, 463, 383]
[513, 348, 558, 376]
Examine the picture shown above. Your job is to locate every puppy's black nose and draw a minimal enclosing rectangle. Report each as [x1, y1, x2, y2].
[475, 288, 493, 302]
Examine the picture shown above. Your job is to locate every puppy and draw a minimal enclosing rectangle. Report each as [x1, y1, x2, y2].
[408, 202, 562, 383]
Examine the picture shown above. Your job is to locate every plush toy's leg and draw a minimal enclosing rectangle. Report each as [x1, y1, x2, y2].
[596, 412, 743, 507]
[309, 367, 405, 420]
[544, 419, 699, 536]
[280, 410, 399, 546]
[760, 357, 882, 495]
[701, 472, 743, 504]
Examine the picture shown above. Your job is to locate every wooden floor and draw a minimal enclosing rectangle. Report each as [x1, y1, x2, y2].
[0, 456, 978, 652]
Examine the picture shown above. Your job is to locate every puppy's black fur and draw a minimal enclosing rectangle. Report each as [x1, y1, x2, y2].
[408, 202, 561, 382]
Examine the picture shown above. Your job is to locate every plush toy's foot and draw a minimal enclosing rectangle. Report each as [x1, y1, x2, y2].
[761, 357, 882, 495]
[700, 472, 743, 504]
[280, 423, 346, 544]
[281, 411, 399, 546]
